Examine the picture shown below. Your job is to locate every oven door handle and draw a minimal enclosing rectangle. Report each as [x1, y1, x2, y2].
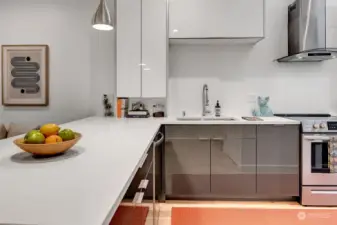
[304, 136, 331, 142]
[312, 190, 337, 195]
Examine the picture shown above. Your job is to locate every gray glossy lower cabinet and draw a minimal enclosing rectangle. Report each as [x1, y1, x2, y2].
[165, 138, 210, 197]
[211, 138, 256, 196]
[211, 126, 257, 196]
[257, 125, 300, 196]
[164, 124, 300, 199]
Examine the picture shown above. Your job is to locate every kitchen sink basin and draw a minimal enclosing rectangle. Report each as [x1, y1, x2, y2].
[203, 117, 237, 121]
[176, 117, 202, 121]
[176, 117, 237, 121]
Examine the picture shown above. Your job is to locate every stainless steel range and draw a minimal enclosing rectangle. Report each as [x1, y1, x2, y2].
[276, 114, 337, 206]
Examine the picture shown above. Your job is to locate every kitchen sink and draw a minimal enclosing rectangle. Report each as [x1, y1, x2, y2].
[176, 117, 202, 121]
[203, 117, 237, 121]
[176, 117, 237, 121]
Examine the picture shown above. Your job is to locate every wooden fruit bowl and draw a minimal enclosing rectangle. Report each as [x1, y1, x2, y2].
[14, 133, 82, 156]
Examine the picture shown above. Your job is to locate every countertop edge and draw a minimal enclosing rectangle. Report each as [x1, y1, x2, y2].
[101, 123, 162, 225]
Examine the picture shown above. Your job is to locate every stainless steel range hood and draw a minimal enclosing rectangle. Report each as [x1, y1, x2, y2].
[277, 0, 337, 62]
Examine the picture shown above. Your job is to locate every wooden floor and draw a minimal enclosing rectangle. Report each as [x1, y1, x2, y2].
[121, 200, 337, 225]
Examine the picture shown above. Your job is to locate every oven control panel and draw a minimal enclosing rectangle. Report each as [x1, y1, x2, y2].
[328, 122, 337, 130]
[302, 120, 337, 133]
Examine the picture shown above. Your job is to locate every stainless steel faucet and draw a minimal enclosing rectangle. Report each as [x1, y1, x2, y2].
[202, 84, 211, 116]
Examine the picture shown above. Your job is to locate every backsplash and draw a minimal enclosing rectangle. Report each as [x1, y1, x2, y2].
[116, 98, 166, 118]
[167, 0, 337, 117]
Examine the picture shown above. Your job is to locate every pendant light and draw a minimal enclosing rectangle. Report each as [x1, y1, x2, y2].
[92, 0, 113, 31]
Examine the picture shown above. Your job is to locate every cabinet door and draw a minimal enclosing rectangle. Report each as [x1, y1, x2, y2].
[169, 0, 264, 39]
[116, 0, 141, 97]
[141, 0, 167, 98]
[165, 138, 210, 197]
[257, 125, 300, 196]
[211, 126, 257, 196]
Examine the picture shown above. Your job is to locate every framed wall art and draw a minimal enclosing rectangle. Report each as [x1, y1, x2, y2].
[2, 45, 49, 106]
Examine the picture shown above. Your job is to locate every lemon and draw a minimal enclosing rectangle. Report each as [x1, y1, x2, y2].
[40, 124, 60, 137]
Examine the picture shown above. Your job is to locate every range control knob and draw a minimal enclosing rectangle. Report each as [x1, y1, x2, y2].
[313, 124, 319, 129]
[320, 123, 326, 129]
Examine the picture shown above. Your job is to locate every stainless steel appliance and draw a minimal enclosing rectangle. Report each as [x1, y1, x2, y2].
[276, 114, 337, 206]
[277, 0, 337, 62]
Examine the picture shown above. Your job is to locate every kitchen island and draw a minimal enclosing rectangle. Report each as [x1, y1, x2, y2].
[0, 116, 300, 225]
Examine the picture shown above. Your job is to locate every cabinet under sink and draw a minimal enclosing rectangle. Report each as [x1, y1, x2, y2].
[164, 125, 300, 199]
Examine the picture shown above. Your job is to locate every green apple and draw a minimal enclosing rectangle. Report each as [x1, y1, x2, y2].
[58, 129, 75, 141]
[25, 131, 45, 144]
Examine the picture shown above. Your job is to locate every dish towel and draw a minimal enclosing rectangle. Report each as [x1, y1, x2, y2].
[329, 139, 337, 173]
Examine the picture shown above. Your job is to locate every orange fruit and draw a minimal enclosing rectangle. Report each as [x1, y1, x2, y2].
[45, 135, 63, 144]
[40, 124, 60, 137]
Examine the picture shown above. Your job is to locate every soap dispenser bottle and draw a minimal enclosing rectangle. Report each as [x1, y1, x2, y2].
[215, 100, 221, 117]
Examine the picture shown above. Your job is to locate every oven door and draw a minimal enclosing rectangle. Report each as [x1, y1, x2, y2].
[302, 135, 337, 186]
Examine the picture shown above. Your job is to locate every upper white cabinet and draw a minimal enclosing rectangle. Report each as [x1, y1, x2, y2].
[169, 0, 264, 41]
[116, 0, 141, 97]
[117, 0, 167, 98]
[141, 0, 167, 98]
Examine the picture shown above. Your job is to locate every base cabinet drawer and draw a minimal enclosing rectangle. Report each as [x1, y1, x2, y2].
[302, 186, 337, 206]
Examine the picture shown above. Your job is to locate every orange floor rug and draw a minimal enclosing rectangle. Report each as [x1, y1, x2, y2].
[172, 207, 337, 225]
[109, 205, 149, 225]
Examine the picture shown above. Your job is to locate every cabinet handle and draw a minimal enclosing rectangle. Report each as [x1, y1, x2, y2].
[304, 136, 330, 142]
[212, 137, 224, 141]
[198, 137, 210, 141]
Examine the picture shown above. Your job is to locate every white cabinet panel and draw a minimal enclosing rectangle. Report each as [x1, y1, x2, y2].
[142, 0, 167, 98]
[117, 0, 141, 97]
[169, 0, 264, 39]
[117, 0, 167, 98]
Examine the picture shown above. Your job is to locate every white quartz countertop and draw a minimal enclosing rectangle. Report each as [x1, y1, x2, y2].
[162, 116, 300, 125]
[0, 116, 300, 225]
[0, 117, 161, 225]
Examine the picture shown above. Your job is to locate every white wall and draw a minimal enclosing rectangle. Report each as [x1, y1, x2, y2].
[168, 0, 337, 116]
[0, 0, 115, 124]
[90, 1, 115, 117]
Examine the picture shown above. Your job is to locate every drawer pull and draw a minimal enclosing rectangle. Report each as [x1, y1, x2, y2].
[139, 154, 148, 169]
[138, 179, 149, 189]
[133, 192, 144, 204]
[212, 137, 224, 141]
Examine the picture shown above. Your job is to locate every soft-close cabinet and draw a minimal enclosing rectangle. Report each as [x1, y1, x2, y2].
[211, 126, 257, 196]
[165, 126, 211, 198]
[169, 0, 264, 40]
[117, 0, 167, 98]
[257, 125, 300, 196]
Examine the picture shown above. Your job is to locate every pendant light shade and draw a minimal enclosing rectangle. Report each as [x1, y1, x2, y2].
[92, 0, 113, 31]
